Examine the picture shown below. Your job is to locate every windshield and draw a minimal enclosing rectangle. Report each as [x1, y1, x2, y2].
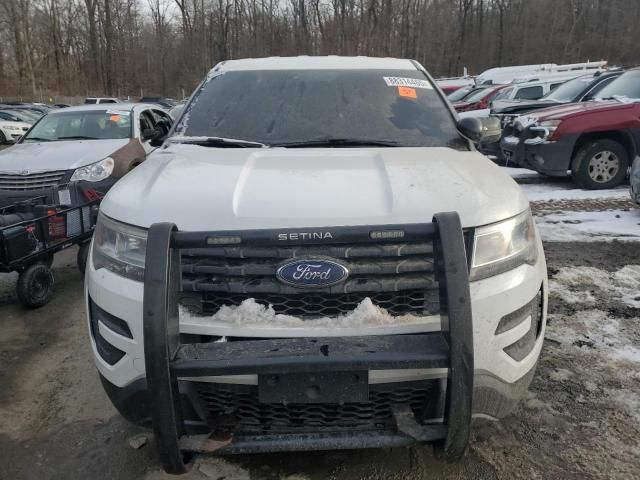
[0, 110, 36, 123]
[461, 87, 494, 103]
[543, 76, 591, 102]
[169, 104, 184, 119]
[596, 71, 640, 100]
[491, 86, 513, 102]
[174, 69, 464, 148]
[22, 110, 132, 142]
[447, 87, 475, 102]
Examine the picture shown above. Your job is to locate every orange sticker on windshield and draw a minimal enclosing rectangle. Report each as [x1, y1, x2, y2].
[398, 86, 417, 99]
[109, 114, 121, 122]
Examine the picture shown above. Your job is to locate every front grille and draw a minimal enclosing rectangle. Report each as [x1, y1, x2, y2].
[180, 241, 439, 318]
[195, 380, 441, 434]
[0, 170, 67, 191]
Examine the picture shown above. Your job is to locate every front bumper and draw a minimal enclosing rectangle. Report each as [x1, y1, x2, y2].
[0, 176, 118, 208]
[86, 215, 547, 472]
[500, 132, 576, 176]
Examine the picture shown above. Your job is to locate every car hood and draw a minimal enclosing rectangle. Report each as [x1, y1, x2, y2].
[0, 120, 31, 128]
[525, 100, 635, 121]
[0, 138, 129, 172]
[102, 146, 530, 231]
[491, 99, 566, 115]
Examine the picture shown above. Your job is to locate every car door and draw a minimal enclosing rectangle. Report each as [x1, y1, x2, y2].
[138, 109, 158, 155]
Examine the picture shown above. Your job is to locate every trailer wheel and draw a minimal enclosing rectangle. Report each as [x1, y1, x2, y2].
[17, 264, 55, 308]
[77, 243, 90, 274]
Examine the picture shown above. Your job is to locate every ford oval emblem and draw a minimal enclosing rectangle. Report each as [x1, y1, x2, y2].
[276, 259, 349, 288]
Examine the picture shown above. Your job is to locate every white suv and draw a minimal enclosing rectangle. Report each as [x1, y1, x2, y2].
[85, 56, 548, 473]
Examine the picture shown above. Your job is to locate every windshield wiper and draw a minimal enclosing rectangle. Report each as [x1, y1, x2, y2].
[169, 136, 267, 148]
[23, 137, 51, 142]
[272, 138, 401, 148]
[58, 135, 100, 140]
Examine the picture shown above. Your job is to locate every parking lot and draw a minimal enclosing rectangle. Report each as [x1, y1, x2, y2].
[1, 169, 638, 480]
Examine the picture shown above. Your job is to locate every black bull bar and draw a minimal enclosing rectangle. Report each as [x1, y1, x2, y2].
[143, 212, 474, 474]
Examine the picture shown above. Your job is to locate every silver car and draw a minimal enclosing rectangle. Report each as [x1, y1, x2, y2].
[0, 103, 172, 207]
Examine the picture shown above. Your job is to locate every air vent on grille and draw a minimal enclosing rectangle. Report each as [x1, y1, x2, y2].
[180, 241, 440, 319]
[195, 380, 441, 434]
[0, 170, 67, 191]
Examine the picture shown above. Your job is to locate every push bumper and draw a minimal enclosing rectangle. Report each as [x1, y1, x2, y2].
[87, 213, 548, 474]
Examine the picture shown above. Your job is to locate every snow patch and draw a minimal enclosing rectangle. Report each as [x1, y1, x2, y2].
[180, 297, 429, 329]
[536, 210, 640, 242]
[522, 183, 629, 202]
[551, 265, 640, 308]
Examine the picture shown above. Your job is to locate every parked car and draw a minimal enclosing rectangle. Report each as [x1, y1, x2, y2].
[139, 96, 177, 109]
[86, 56, 548, 473]
[491, 70, 624, 126]
[0, 104, 50, 116]
[0, 119, 31, 144]
[53, 103, 71, 108]
[0, 103, 172, 207]
[630, 157, 640, 204]
[501, 68, 640, 189]
[84, 97, 120, 104]
[453, 85, 508, 112]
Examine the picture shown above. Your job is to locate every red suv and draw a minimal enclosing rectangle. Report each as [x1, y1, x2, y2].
[501, 69, 640, 189]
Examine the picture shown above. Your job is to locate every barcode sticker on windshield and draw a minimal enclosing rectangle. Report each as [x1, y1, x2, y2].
[383, 77, 433, 90]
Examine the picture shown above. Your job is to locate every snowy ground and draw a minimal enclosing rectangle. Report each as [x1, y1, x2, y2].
[504, 167, 640, 242]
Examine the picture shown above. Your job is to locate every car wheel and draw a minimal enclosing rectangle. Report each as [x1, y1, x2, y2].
[17, 263, 55, 308]
[571, 140, 629, 189]
[0, 131, 6, 144]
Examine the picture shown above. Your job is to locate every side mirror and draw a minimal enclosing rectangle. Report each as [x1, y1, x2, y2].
[457, 116, 502, 144]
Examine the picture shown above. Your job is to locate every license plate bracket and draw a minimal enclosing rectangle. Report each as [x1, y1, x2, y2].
[258, 371, 369, 404]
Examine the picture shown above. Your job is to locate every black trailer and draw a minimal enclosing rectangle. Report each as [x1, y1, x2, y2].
[0, 194, 99, 307]
[142, 212, 474, 474]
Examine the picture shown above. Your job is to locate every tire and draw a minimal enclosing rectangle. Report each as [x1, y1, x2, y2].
[77, 243, 90, 274]
[570, 139, 629, 189]
[0, 131, 6, 144]
[16, 263, 55, 308]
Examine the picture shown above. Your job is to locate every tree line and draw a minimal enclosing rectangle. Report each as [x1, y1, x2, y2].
[1, 0, 639, 101]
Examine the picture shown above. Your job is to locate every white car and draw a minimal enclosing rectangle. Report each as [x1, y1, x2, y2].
[84, 97, 120, 104]
[0, 119, 31, 143]
[86, 56, 548, 473]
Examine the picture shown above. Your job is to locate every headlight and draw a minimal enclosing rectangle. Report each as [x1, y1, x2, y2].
[530, 120, 561, 140]
[470, 210, 538, 281]
[92, 213, 147, 281]
[5, 125, 22, 131]
[70, 157, 114, 182]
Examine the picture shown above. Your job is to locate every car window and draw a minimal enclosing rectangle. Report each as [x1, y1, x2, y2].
[514, 86, 543, 100]
[152, 109, 172, 124]
[175, 69, 465, 148]
[584, 76, 617, 99]
[595, 71, 640, 100]
[550, 83, 564, 91]
[543, 76, 592, 102]
[84, 99, 97, 104]
[22, 110, 132, 142]
[101, 100, 117, 104]
[0, 112, 17, 121]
